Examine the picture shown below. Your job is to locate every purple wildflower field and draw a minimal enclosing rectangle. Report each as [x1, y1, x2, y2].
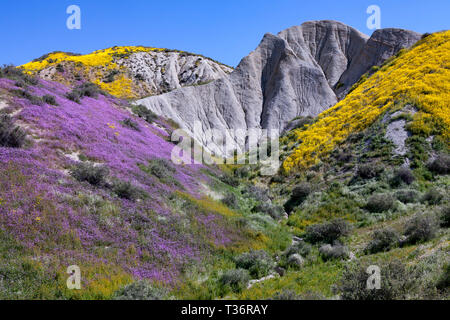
[0, 77, 238, 291]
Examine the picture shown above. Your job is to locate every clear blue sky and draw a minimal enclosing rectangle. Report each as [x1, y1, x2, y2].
[1, 0, 448, 67]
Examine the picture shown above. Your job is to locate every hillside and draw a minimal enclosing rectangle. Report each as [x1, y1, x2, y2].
[0, 67, 292, 299]
[0, 25, 448, 301]
[225, 31, 449, 300]
[20, 46, 233, 100]
[135, 21, 420, 156]
[283, 31, 449, 171]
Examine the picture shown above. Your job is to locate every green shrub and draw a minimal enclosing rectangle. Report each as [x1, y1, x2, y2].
[113, 281, 170, 300]
[440, 206, 450, 228]
[55, 64, 64, 73]
[335, 151, 353, 163]
[0, 65, 38, 85]
[243, 185, 270, 202]
[120, 118, 140, 131]
[219, 173, 239, 187]
[403, 214, 438, 245]
[42, 94, 58, 106]
[286, 253, 305, 268]
[132, 104, 158, 123]
[252, 202, 285, 220]
[422, 188, 443, 205]
[427, 153, 450, 175]
[357, 163, 383, 179]
[144, 158, 175, 179]
[337, 260, 418, 300]
[365, 194, 395, 213]
[304, 219, 351, 244]
[391, 167, 415, 186]
[395, 189, 420, 204]
[112, 180, 144, 201]
[365, 228, 400, 254]
[284, 241, 312, 257]
[104, 70, 119, 83]
[219, 269, 250, 293]
[11, 89, 43, 106]
[222, 192, 239, 209]
[70, 162, 109, 186]
[271, 289, 300, 300]
[0, 114, 26, 148]
[284, 182, 311, 213]
[436, 264, 449, 291]
[291, 182, 311, 200]
[66, 82, 105, 103]
[234, 250, 274, 278]
[319, 243, 349, 261]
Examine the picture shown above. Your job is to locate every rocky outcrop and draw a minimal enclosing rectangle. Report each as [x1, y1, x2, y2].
[136, 21, 421, 156]
[335, 28, 421, 97]
[22, 48, 233, 99]
[119, 51, 233, 95]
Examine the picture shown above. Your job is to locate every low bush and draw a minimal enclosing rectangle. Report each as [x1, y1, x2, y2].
[291, 182, 311, 201]
[120, 118, 140, 131]
[319, 243, 349, 261]
[219, 173, 239, 187]
[304, 219, 351, 244]
[70, 162, 109, 186]
[66, 82, 106, 103]
[252, 202, 285, 220]
[436, 264, 449, 291]
[112, 180, 144, 201]
[243, 185, 270, 202]
[0, 114, 26, 148]
[286, 254, 305, 268]
[222, 192, 239, 209]
[271, 289, 300, 300]
[422, 188, 443, 205]
[427, 153, 450, 175]
[113, 281, 170, 300]
[365, 194, 395, 213]
[395, 189, 420, 204]
[55, 64, 64, 73]
[365, 228, 400, 254]
[357, 163, 383, 179]
[440, 206, 450, 228]
[104, 70, 119, 83]
[0, 65, 38, 85]
[42, 94, 58, 106]
[284, 182, 311, 213]
[131, 104, 158, 123]
[284, 241, 312, 257]
[337, 260, 418, 300]
[219, 269, 250, 293]
[11, 89, 43, 106]
[234, 250, 274, 278]
[403, 214, 438, 245]
[145, 158, 175, 180]
[335, 151, 353, 163]
[391, 167, 415, 186]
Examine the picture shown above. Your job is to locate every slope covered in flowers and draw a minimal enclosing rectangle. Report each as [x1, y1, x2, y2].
[20, 46, 233, 100]
[0, 74, 267, 299]
[283, 31, 450, 171]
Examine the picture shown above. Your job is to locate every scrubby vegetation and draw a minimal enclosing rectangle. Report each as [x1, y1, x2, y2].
[0, 114, 26, 148]
[234, 250, 275, 278]
[113, 281, 170, 300]
[337, 260, 418, 300]
[70, 162, 109, 186]
[304, 219, 351, 244]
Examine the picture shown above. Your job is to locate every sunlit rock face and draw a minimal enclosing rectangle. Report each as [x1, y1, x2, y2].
[137, 21, 420, 156]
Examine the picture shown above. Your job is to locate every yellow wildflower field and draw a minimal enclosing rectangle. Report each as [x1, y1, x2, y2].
[283, 31, 450, 172]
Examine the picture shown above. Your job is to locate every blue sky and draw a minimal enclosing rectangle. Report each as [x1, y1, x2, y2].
[0, 0, 448, 67]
